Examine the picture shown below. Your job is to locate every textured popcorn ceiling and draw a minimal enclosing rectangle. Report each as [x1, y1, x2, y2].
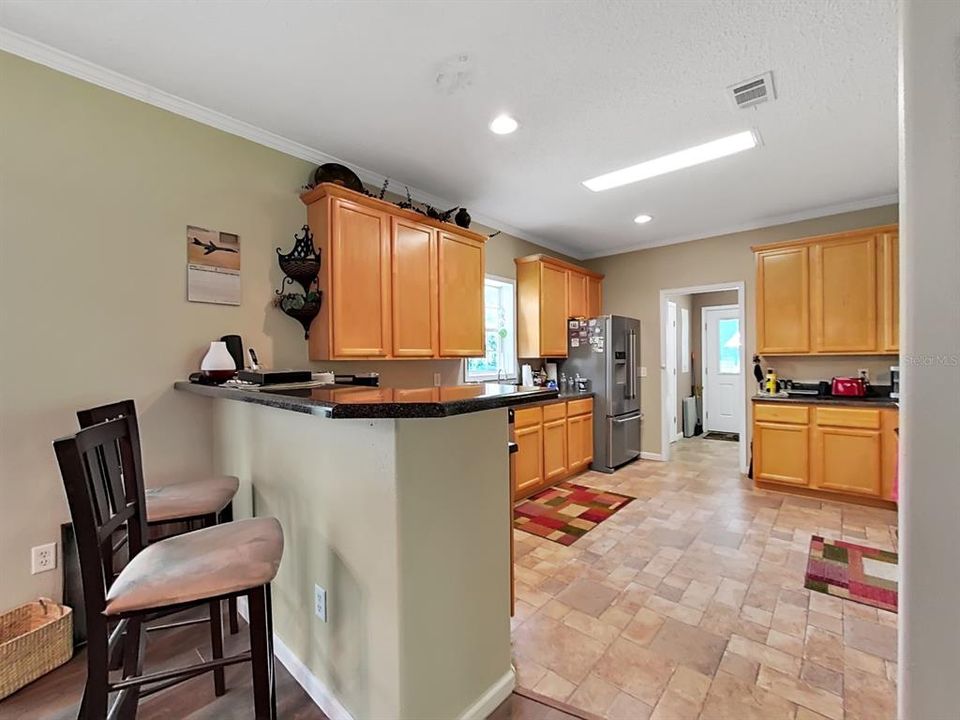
[0, 0, 897, 257]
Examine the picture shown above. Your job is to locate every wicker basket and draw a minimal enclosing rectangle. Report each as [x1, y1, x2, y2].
[0, 599, 73, 700]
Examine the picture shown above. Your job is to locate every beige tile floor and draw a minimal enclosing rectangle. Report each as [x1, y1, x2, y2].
[511, 437, 898, 720]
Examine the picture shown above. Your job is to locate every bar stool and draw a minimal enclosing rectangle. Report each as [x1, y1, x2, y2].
[53, 414, 283, 719]
[77, 400, 241, 635]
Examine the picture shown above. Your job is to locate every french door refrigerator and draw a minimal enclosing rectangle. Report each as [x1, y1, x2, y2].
[564, 315, 642, 472]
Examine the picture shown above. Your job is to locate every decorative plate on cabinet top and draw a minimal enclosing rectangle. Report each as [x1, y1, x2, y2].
[311, 163, 364, 193]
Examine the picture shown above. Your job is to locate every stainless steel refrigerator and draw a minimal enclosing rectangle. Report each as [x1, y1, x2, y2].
[563, 315, 641, 472]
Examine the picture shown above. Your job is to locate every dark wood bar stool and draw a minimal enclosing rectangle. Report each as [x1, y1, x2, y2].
[54, 415, 283, 719]
[77, 400, 241, 634]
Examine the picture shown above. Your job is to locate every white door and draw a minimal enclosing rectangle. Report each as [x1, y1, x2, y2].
[666, 301, 678, 441]
[703, 306, 742, 433]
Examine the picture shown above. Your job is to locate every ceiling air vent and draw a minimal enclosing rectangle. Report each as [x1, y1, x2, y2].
[728, 72, 776, 110]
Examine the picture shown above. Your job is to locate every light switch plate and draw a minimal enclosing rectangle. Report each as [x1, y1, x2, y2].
[314, 584, 327, 622]
[31, 543, 57, 574]
[433, 373, 441, 387]
[639, 367, 648, 378]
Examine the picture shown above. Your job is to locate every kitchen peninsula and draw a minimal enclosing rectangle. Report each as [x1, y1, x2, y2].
[176, 381, 557, 720]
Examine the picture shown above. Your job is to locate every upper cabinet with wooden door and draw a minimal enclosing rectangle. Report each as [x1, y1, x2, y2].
[878, 231, 899, 352]
[756, 246, 810, 354]
[811, 234, 877, 352]
[754, 224, 899, 355]
[438, 231, 485, 357]
[515, 255, 604, 358]
[301, 183, 486, 360]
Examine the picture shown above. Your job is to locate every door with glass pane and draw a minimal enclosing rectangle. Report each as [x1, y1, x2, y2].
[702, 306, 742, 434]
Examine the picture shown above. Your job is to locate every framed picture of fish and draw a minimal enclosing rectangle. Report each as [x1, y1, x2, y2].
[186, 225, 241, 305]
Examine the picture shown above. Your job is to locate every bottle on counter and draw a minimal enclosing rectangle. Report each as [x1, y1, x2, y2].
[765, 368, 778, 395]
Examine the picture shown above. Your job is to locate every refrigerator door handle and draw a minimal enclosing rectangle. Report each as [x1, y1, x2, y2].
[628, 330, 638, 399]
[612, 411, 642, 424]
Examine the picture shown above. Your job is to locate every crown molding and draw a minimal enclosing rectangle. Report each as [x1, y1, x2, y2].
[0, 27, 583, 259]
[580, 193, 899, 259]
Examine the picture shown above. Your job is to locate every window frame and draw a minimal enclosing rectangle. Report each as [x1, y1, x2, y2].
[464, 274, 518, 383]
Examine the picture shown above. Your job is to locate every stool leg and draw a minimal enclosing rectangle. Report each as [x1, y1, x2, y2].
[81, 616, 109, 720]
[209, 600, 226, 696]
[219, 504, 241, 635]
[266, 584, 277, 718]
[117, 616, 144, 719]
[247, 585, 276, 720]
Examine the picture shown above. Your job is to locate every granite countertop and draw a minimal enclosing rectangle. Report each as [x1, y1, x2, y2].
[175, 381, 560, 419]
[752, 394, 899, 408]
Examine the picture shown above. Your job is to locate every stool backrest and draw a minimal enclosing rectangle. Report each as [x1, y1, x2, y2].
[53, 415, 148, 616]
[77, 398, 137, 429]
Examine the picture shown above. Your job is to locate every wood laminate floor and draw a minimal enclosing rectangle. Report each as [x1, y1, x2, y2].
[0, 611, 577, 719]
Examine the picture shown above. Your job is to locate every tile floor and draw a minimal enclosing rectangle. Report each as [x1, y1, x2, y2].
[511, 437, 898, 720]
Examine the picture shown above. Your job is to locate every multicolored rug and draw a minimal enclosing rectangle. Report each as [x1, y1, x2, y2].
[804, 535, 899, 612]
[514, 482, 634, 546]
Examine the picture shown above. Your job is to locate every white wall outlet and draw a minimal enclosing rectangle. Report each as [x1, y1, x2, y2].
[639, 366, 648, 378]
[433, 372, 441, 387]
[314, 584, 327, 622]
[31, 543, 57, 574]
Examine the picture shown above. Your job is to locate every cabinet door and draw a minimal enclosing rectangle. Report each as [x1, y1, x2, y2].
[587, 276, 602, 317]
[812, 426, 882, 496]
[543, 418, 568, 482]
[567, 415, 584, 471]
[331, 198, 391, 357]
[438, 231, 484, 357]
[391, 218, 438, 357]
[878, 231, 899, 353]
[580, 412, 594, 466]
[514, 424, 544, 497]
[811, 235, 878, 352]
[567, 271, 588, 318]
[756, 247, 810, 354]
[540, 264, 569, 357]
[754, 421, 809, 486]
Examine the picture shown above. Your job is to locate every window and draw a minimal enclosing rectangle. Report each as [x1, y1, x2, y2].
[717, 317, 741, 374]
[465, 276, 517, 382]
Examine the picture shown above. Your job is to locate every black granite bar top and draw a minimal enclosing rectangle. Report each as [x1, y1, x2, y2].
[175, 381, 560, 419]
[752, 394, 899, 409]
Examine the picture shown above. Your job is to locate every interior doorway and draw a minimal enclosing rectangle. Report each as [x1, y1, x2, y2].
[659, 282, 747, 472]
[702, 305, 743, 435]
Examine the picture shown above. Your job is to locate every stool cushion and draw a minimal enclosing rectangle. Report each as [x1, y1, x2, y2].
[145, 475, 239, 523]
[105, 517, 283, 616]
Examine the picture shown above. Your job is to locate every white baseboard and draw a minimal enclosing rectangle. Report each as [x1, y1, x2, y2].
[640, 451, 665, 461]
[235, 597, 354, 720]
[671, 432, 683, 443]
[458, 667, 516, 720]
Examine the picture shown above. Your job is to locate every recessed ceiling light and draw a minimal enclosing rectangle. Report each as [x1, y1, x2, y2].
[583, 130, 760, 192]
[634, 214, 653, 224]
[489, 114, 519, 135]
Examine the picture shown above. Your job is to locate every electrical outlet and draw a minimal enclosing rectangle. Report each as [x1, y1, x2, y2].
[858, 368, 870, 382]
[31, 543, 57, 574]
[639, 366, 648, 378]
[314, 584, 327, 622]
[433, 372, 441, 387]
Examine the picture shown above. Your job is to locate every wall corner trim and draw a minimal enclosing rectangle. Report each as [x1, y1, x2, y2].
[457, 668, 517, 720]
[640, 451, 665, 461]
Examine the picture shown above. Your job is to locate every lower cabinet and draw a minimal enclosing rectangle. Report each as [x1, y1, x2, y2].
[513, 398, 594, 500]
[753, 402, 897, 504]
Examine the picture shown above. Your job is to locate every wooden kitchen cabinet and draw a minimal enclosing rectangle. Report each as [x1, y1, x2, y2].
[391, 217, 437, 357]
[879, 231, 899, 353]
[438, 231, 485, 356]
[543, 418, 568, 482]
[512, 397, 594, 500]
[514, 424, 544, 496]
[516, 255, 604, 358]
[811, 234, 878, 353]
[587, 276, 602, 317]
[753, 401, 898, 506]
[301, 183, 487, 360]
[329, 198, 391, 357]
[756, 246, 810, 354]
[753, 224, 898, 356]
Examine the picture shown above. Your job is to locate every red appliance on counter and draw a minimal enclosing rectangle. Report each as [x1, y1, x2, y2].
[831, 377, 867, 397]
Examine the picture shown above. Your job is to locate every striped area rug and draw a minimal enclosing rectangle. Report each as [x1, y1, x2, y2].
[804, 535, 898, 612]
[514, 482, 634, 546]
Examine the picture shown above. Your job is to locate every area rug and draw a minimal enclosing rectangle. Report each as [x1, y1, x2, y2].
[514, 482, 634, 546]
[703, 431, 739, 442]
[804, 535, 898, 612]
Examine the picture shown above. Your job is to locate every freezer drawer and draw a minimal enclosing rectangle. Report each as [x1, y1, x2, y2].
[606, 411, 642, 469]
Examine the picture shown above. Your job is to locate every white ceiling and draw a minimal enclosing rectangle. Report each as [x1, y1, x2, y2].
[0, 0, 898, 258]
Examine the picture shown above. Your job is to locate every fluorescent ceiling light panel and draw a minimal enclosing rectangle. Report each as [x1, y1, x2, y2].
[583, 130, 760, 192]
